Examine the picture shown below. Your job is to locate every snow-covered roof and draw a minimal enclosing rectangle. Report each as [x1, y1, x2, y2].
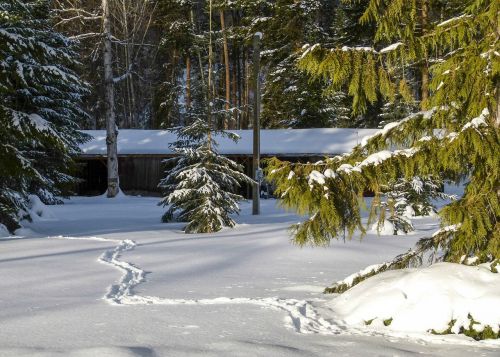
[79, 128, 379, 157]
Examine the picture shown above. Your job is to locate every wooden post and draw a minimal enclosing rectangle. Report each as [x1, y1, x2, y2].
[252, 32, 262, 215]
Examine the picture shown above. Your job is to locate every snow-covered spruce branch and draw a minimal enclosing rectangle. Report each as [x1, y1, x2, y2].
[68, 32, 102, 41]
[113, 64, 134, 84]
[54, 14, 102, 27]
[269, 107, 494, 250]
[312, 109, 491, 190]
[301, 42, 405, 58]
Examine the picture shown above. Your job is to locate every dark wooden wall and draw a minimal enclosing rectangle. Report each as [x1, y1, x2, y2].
[76, 155, 323, 197]
[119, 157, 165, 195]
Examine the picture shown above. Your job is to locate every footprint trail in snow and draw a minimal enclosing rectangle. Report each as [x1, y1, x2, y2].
[51, 235, 343, 336]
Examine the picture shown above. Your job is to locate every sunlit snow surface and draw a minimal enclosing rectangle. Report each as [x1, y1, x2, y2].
[0, 195, 498, 356]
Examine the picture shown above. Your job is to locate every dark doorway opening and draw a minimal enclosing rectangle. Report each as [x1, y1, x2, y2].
[76, 159, 107, 196]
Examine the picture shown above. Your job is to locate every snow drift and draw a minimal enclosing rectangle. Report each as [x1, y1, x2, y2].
[329, 263, 500, 338]
[0, 224, 9, 238]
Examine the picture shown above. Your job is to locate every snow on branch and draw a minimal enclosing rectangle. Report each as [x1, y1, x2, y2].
[461, 108, 489, 132]
[437, 14, 469, 27]
[68, 32, 102, 41]
[379, 42, 403, 54]
[360, 109, 435, 147]
[113, 64, 134, 84]
[432, 224, 462, 238]
[300, 42, 404, 59]
[54, 14, 102, 27]
[341, 46, 376, 53]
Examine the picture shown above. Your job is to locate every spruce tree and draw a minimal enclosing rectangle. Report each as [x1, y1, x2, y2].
[159, 117, 254, 233]
[267, 0, 499, 268]
[0, 0, 89, 231]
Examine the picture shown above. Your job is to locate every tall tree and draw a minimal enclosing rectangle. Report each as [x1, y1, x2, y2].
[102, 0, 119, 197]
[0, 0, 89, 231]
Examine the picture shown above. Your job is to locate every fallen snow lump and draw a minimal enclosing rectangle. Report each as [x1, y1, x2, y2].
[329, 262, 500, 337]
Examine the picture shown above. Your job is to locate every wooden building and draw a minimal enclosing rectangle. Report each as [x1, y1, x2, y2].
[76, 128, 379, 196]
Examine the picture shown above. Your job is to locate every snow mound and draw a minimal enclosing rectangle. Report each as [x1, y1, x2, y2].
[0, 224, 10, 238]
[369, 220, 398, 235]
[13, 227, 37, 237]
[329, 263, 500, 337]
[98, 188, 128, 200]
[368, 219, 410, 235]
[26, 195, 56, 221]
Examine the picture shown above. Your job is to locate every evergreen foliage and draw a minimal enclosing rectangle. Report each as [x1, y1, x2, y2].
[256, 0, 337, 128]
[267, 0, 500, 266]
[0, 0, 89, 231]
[371, 176, 456, 235]
[159, 118, 254, 233]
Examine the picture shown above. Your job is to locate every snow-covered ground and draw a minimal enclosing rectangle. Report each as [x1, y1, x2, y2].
[0, 195, 498, 356]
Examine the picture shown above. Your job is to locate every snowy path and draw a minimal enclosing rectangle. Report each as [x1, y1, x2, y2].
[1, 196, 498, 356]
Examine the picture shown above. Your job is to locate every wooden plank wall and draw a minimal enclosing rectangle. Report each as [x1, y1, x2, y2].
[76, 155, 323, 197]
[119, 157, 165, 195]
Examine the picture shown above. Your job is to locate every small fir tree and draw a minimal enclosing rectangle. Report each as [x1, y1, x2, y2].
[371, 176, 457, 235]
[159, 118, 254, 233]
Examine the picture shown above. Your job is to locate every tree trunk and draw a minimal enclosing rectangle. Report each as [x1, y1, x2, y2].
[420, 0, 429, 109]
[207, 0, 213, 149]
[220, 9, 231, 129]
[186, 56, 191, 109]
[121, 0, 132, 128]
[243, 58, 250, 129]
[190, 10, 206, 87]
[103, 0, 119, 197]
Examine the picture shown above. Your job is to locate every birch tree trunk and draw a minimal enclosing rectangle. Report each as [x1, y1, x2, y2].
[103, 0, 119, 197]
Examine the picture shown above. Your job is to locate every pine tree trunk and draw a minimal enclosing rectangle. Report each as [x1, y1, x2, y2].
[231, 14, 238, 129]
[190, 9, 205, 87]
[220, 10, 231, 129]
[420, 0, 429, 109]
[186, 56, 191, 109]
[243, 58, 250, 129]
[121, 0, 133, 128]
[103, 0, 119, 198]
[496, 19, 500, 128]
[236, 45, 243, 129]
